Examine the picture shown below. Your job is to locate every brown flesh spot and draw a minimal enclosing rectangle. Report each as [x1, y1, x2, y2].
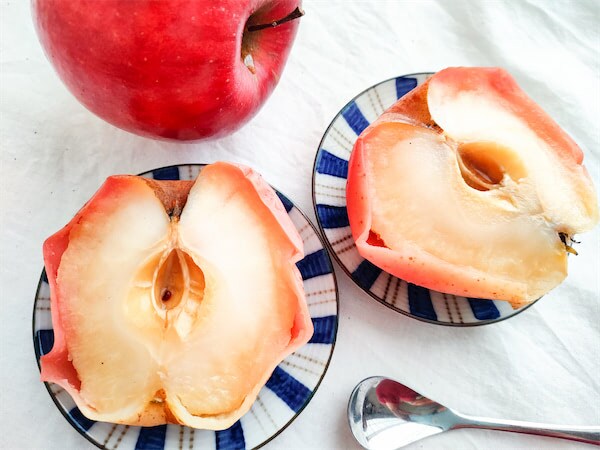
[142, 179, 194, 219]
[385, 79, 438, 128]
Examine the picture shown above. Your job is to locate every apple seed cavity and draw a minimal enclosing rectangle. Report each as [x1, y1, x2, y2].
[456, 141, 527, 192]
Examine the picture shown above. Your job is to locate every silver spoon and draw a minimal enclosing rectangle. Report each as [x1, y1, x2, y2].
[348, 376, 600, 449]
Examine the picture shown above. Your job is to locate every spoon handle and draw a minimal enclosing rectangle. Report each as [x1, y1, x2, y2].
[452, 412, 600, 445]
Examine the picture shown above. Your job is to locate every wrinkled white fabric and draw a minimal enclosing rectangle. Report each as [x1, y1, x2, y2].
[1, 1, 598, 449]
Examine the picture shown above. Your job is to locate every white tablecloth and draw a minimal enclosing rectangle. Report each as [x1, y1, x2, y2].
[1, 1, 599, 449]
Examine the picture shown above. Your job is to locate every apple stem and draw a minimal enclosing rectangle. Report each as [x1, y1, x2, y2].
[246, 7, 305, 32]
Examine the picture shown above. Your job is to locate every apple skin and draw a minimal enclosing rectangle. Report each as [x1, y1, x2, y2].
[32, 0, 302, 141]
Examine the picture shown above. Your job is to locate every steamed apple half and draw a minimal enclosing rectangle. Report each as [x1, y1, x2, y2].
[347, 67, 598, 308]
[41, 162, 313, 430]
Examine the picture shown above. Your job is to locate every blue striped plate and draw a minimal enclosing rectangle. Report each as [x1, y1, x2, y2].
[33, 164, 338, 449]
[312, 73, 538, 326]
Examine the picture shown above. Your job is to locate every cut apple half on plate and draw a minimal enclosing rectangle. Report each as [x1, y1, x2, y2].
[347, 67, 598, 308]
[40, 161, 313, 430]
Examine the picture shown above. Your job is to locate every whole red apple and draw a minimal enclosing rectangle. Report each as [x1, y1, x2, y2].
[32, 0, 303, 140]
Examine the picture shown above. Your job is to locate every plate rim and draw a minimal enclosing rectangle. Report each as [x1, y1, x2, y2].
[311, 73, 539, 327]
[33, 162, 340, 450]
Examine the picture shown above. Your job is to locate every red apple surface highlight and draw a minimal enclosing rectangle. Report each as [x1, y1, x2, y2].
[41, 162, 313, 430]
[32, 0, 303, 141]
[347, 67, 598, 308]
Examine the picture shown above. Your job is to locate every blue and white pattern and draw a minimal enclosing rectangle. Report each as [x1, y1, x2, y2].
[33, 164, 338, 449]
[312, 73, 537, 326]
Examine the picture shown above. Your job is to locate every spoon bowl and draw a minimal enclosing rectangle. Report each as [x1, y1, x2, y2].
[348, 377, 600, 449]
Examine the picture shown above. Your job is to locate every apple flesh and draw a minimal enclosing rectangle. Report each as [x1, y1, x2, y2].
[41, 162, 312, 430]
[347, 67, 598, 307]
[32, 0, 302, 140]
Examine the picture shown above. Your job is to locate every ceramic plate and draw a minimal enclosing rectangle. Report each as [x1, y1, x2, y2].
[312, 73, 538, 326]
[33, 164, 339, 450]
